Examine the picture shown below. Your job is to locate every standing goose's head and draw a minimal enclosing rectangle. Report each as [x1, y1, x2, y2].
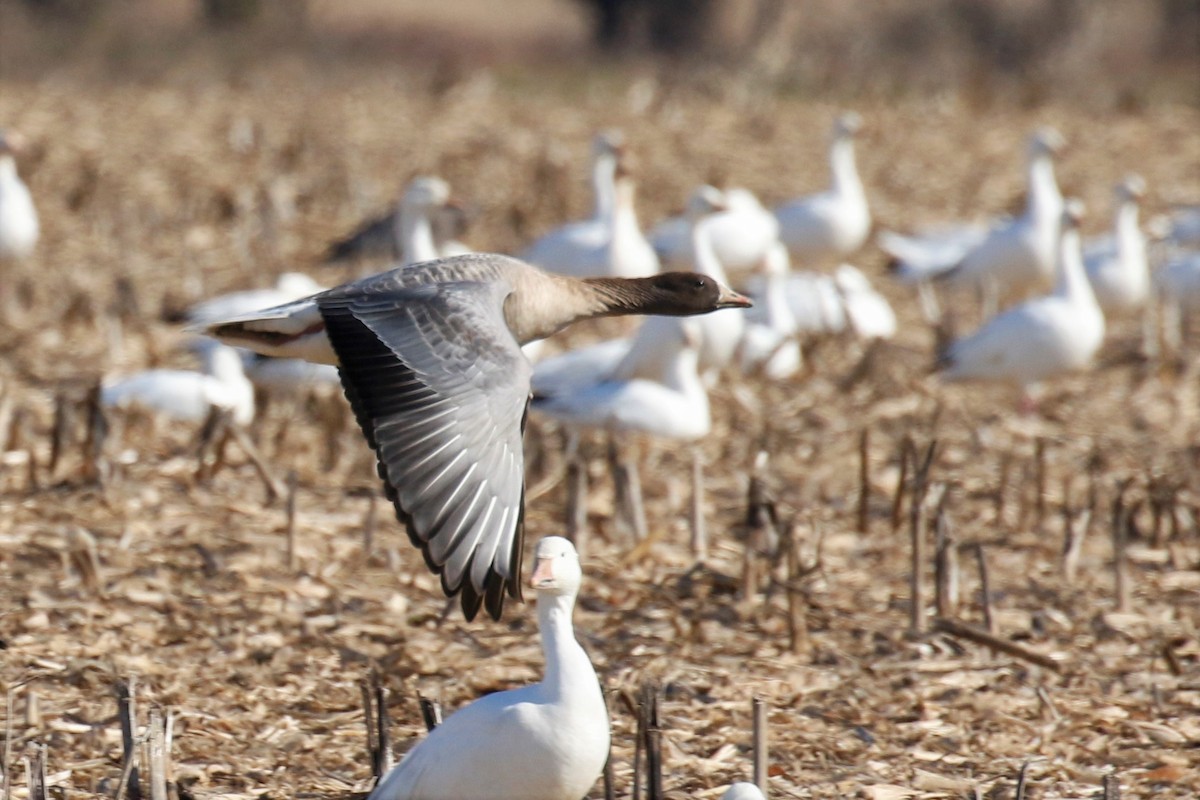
[833, 111, 863, 140]
[684, 185, 729, 221]
[1116, 174, 1146, 203]
[403, 176, 452, 212]
[1063, 198, 1085, 231]
[530, 536, 582, 598]
[592, 129, 626, 161]
[1028, 127, 1066, 159]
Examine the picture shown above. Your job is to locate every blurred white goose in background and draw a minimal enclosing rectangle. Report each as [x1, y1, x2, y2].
[774, 112, 871, 263]
[1156, 249, 1200, 351]
[184, 272, 323, 325]
[367, 536, 609, 800]
[1083, 175, 1149, 315]
[739, 244, 802, 379]
[391, 176, 466, 265]
[649, 186, 780, 274]
[323, 178, 471, 264]
[532, 316, 710, 442]
[746, 258, 895, 341]
[522, 131, 658, 278]
[834, 264, 898, 339]
[721, 783, 767, 800]
[102, 343, 255, 426]
[939, 201, 1103, 403]
[886, 127, 1066, 305]
[688, 186, 746, 373]
[0, 131, 39, 262]
[1151, 204, 1200, 250]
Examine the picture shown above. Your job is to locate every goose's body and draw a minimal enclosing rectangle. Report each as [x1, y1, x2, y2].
[774, 113, 871, 263]
[834, 264, 898, 339]
[184, 273, 323, 325]
[324, 179, 470, 265]
[102, 344, 255, 426]
[746, 262, 895, 340]
[198, 253, 749, 620]
[523, 133, 658, 279]
[532, 316, 710, 441]
[1084, 176, 1149, 315]
[369, 536, 608, 800]
[650, 187, 780, 273]
[1155, 205, 1200, 249]
[887, 128, 1065, 296]
[940, 203, 1103, 393]
[1157, 250, 1200, 310]
[740, 244, 801, 379]
[687, 187, 746, 372]
[0, 134, 38, 262]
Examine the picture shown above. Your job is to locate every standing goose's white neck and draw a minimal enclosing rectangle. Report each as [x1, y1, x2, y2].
[760, 245, 797, 335]
[591, 147, 619, 222]
[1114, 186, 1143, 262]
[829, 132, 865, 203]
[690, 214, 732, 285]
[399, 204, 439, 264]
[1054, 219, 1096, 308]
[530, 538, 601, 705]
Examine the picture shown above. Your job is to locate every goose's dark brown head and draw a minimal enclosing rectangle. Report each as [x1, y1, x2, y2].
[631, 271, 753, 316]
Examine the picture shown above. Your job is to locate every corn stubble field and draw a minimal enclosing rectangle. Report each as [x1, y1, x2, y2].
[1, 12, 1200, 800]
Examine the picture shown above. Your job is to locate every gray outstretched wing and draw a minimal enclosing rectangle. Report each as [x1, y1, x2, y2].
[318, 278, 531, 621]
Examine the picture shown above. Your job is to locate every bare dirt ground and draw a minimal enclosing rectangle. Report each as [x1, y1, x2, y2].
[1, 26, 1199, 800]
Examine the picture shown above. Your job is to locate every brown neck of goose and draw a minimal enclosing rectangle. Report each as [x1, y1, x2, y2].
[579, 276, 680, 318]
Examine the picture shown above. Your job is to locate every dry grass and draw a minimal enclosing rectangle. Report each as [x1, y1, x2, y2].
[1, 37, 1199, 800]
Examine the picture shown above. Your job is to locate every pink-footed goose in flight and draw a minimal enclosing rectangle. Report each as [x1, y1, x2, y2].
[197, 253, 750, 620]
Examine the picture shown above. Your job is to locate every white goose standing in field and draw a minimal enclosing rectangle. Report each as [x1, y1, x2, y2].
[1083, 175, 1149, 315]
[774, 112, 871, 263]
[102, 343, 255, 426]
[368, 536, 609, 800]
[325, 177, 471, 264]
[739, 243, 802, 379]
[649, 186, 780, 274]
[523, 132, 658, 279]
[532, 315, 711, 542]
[197, 253, 750, 620]
[886, 127, 1066, 304]
[688, 186, 746, 374]
[939, 201, 1103, 403]
[532, 316, 710, 442]
[0, 131, 39, 262]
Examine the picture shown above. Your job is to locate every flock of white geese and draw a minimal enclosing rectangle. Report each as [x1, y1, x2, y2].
[3, 116, 1200, 799]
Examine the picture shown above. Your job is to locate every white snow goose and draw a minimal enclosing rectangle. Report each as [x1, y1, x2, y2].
[522, 131, 659, 278]
[102, 343, 255, 426]
[739, 243, 802, 379]
[324, 177, 471, 264]
[197, 253, 750, 619]
[939, 201, 1103, 403]
[367, 536, 609, 800]
[650, 186, 780, 274]
[1083, 175, 1149, 315]
[0, 131, 39, 262]
[774, 112, 871, 263]
[887, 127, 1066, 301]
